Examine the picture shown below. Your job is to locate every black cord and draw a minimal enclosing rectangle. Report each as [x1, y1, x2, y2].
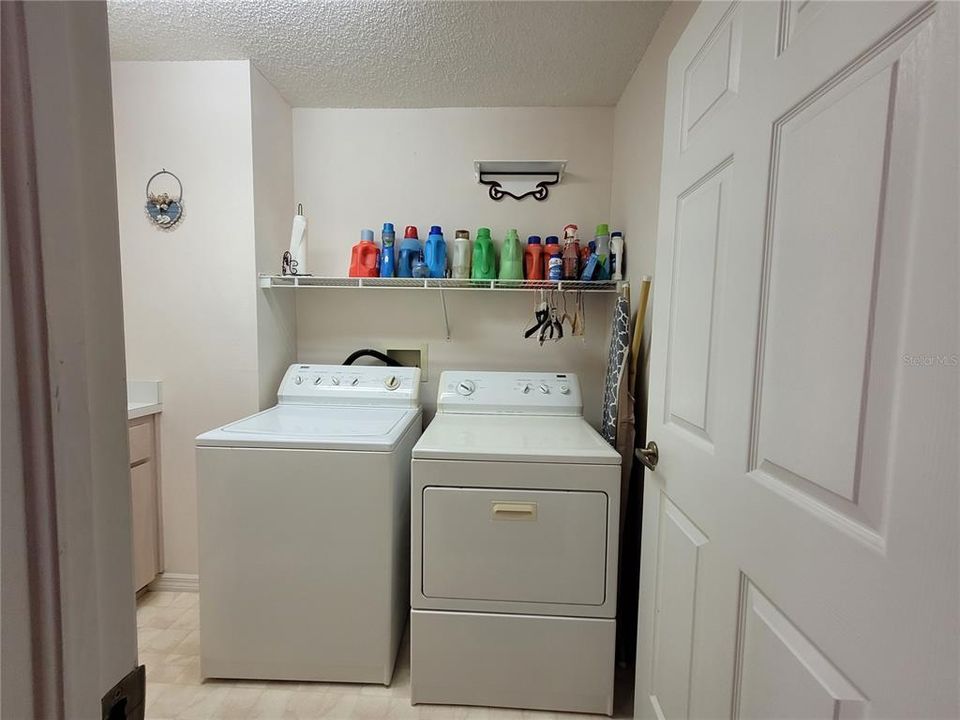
[342, 349, 402, 367]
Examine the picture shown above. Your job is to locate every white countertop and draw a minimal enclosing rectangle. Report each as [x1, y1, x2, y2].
[128, 380, 162, 420]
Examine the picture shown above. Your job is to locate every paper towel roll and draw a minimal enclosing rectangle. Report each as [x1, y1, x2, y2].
[288, 213, 307, 275]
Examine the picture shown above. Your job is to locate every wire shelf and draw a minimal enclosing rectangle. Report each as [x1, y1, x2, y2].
[259, 275, 627, 294]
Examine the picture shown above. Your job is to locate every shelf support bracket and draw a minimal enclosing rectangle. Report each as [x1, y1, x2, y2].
[474, 161, 566, 202]
[438, 287, 450, 340]
[478, 172, 559, 201]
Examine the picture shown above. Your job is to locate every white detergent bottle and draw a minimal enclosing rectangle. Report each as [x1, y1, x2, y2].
[611, 231, 624, 281]
[452, 229, 471, 279]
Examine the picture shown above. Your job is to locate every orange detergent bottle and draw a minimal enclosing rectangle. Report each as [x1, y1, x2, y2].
[524, 236, 544, 280]
[349, 228, 380, 277]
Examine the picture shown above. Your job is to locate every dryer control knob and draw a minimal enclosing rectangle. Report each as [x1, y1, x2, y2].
[350, 377, 359, 386]
[539, 383, 550, 394]
[521, 383, 531, 394]
[559, 385, 570, 395]
[314, 377, 323, 385]
[331, 376, 341, 386]
[457, 380, 476, 396]
[384, 375, 400, 391]
[294, 375, 303, 385]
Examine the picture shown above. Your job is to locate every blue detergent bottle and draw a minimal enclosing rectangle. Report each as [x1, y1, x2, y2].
[580, 240, 599, 281]
[424, 225, 448, 278]
[397, 225, 421, 278]
[412, 250, 430, 279]
[380, 223, 396, 278]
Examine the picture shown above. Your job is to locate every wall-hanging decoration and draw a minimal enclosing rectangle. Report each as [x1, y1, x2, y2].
[144, 169, 184, 229]
[474, 160, 566, 202]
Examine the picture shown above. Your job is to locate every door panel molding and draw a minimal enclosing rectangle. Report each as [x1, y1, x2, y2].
[732, 575, 866, 720]
[681, 2, 743, 151]
[777, 0, 827, 57]
[748, 6, 935, 534]
[649, 494, 709, 720]
[664, 155, 734, 450]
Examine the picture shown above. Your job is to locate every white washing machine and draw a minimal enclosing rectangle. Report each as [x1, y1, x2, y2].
[410, 371, 621, 715]
[195, 363, 421, 684]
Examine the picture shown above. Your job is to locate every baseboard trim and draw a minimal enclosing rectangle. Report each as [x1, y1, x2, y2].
[147, 572, 199, 593]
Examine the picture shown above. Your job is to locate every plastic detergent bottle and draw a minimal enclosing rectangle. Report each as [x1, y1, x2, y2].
[524, 236, 544, 280]
[499, 228, 523, 280]
[424, 225, 448, 278]
[543, 235, 563, 281]
[579, 240, 592, 267]
[349, 228, 380, 277]
[452, 230, 471, 279]
[379, 223, 396, 278]
[471, 227, 497, 280]
[397, 225, 421, 278]
[412, 250, 430, 279]
[610, 231, 624, 281]
[561, 224, 580, 280]
[580, 240, 598, 280]
[595, 224, 611, 280]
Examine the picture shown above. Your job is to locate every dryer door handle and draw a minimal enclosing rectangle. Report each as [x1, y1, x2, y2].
[491, 502, 538, 520]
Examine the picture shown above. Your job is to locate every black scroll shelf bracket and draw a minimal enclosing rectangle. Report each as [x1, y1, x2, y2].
[479, 171, 560, 201]
[474, 161, 567, 202]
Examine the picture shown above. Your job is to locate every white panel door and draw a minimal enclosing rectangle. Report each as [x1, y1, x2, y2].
[637, 2, 958, 719]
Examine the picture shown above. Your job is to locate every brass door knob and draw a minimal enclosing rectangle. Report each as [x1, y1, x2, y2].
[636, 441, 659, 471]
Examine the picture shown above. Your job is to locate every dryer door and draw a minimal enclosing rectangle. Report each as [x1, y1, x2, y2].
[421, 487, 608, 606]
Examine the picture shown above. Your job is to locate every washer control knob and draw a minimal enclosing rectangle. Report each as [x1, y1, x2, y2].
[539, 383, 550, 394]
[294, 375, 303, 385]
[314, 377, 323, 385]
[521, 383, 531, 394]
[457, 380, 476, 396]
[384, 375, 400, 391]
[350, 377, 359, 386]
[559, 385, 570, 395]
[331, 376, 341, 386]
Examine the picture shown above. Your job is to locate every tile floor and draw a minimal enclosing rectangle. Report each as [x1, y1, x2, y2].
[138, 591, 632, 720]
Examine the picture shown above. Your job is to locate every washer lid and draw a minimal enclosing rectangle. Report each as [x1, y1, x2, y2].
[196, 405, 421, 451]
[412, 413, 621, 465]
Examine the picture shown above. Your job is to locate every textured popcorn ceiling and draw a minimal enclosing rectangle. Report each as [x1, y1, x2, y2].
[107, 1, 669, 108]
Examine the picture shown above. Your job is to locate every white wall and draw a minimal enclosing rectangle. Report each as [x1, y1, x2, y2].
[610, 2, 699, 329]
[251, 65, 297, 408]
[292, 107, 617, 423]
[113, 61, 262, 575]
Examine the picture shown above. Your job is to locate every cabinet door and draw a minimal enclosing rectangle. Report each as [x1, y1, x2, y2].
[130, 461, 158, 591]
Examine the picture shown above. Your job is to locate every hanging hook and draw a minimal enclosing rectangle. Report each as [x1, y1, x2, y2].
[297, 203, 303, 215]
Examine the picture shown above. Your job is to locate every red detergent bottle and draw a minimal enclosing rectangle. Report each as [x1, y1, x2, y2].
[349, 228, 380, 277]
[524, 236, 544, 280]
[543, 235, 562, 281]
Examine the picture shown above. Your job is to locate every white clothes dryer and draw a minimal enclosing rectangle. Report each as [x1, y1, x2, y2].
[410, 370, 621, 715]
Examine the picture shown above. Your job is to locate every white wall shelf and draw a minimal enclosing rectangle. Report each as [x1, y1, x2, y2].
[259, 274, 625, 294]
[259, 275, 626, 341]
[473, 160, 567, 201]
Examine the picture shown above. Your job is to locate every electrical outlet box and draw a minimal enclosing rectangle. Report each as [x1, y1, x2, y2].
[386, 345, 428, 382]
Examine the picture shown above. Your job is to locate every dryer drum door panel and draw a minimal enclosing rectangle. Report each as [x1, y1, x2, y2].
[421, 487, 608, 605]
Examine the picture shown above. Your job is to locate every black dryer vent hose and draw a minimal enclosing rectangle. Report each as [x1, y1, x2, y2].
[342, 349, 402, 367]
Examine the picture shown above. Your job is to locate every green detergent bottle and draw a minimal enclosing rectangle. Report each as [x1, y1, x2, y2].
[498, 228, 523, 280]
[472, 227, 497, 280]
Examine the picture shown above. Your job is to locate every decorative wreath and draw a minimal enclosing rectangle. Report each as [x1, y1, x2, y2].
[145, 169, 184, 230]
